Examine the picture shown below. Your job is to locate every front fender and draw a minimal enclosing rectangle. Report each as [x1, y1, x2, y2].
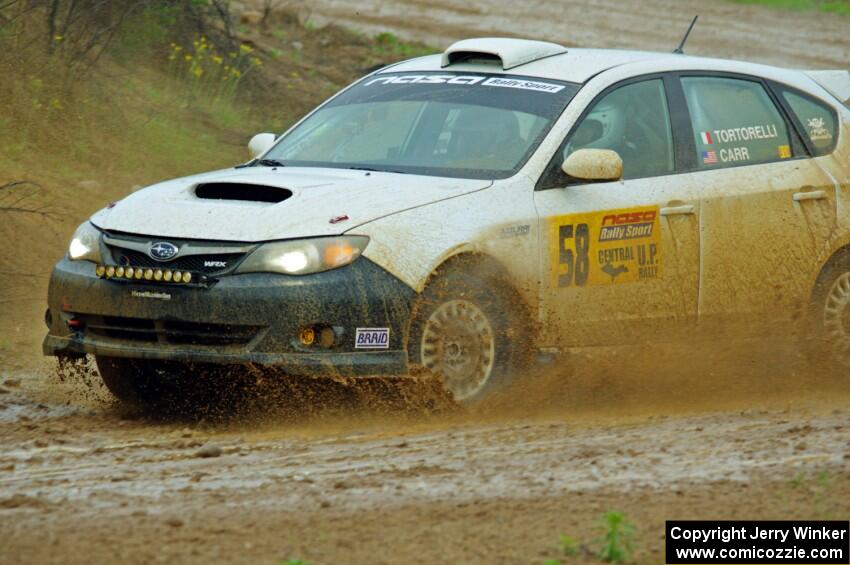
[352, 179, 541, 311]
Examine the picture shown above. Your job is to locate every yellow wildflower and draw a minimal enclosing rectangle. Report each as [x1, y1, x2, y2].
[239, 44, 253, 54]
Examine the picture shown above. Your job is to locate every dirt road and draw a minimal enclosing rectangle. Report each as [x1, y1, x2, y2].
[2, 2, 850, 563]
[1, 348, 849, 563]
[294, 0, 850, 69]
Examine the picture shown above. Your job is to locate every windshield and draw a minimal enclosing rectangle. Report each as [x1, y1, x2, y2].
[264, 72, 579, 179]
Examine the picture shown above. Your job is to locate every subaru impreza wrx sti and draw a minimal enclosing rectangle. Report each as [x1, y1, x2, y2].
[44, 38, 850, 405]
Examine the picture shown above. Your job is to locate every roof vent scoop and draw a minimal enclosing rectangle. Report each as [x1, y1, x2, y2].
[441, 37, 567, 70]
[194, 183, 292, 204]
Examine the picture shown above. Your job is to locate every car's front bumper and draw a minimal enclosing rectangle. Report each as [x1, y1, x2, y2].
[43, 256, 417, 377]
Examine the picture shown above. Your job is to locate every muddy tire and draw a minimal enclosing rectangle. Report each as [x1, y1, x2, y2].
[95, 356, 177, 409]
[808, 257, 850, 373]
[407, 263, 532, 404]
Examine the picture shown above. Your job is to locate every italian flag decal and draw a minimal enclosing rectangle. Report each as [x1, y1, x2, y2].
[700, 131, 713, 145]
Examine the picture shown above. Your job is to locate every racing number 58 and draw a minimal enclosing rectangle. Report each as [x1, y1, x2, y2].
[558, 223, 589, 287]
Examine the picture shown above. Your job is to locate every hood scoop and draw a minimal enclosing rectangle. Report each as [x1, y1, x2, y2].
[442, 38, 567, 70]
[194, 182, 292, 203]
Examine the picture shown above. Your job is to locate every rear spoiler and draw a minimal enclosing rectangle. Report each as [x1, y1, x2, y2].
[803, 69, 850, 103]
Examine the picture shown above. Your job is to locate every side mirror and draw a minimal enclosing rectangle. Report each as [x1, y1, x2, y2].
[248, 133, 277, 159]
[561, 148, 623, 182]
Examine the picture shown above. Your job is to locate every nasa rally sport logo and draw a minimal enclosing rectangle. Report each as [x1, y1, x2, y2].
[148, 241, 179, 261]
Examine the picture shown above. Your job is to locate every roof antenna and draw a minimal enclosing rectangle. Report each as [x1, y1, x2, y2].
[673, 15, 698, 54]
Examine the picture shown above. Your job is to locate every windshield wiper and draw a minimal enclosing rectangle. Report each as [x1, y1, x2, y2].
[347, 166, 408, 174]
[256, 158, 286, 167]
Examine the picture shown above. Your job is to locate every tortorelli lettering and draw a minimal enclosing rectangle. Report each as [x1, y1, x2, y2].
[713, 124, 778, 144]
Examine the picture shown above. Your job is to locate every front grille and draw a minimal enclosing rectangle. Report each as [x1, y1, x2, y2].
[108, 247, 244, 275]
[80, 315, 261, 347]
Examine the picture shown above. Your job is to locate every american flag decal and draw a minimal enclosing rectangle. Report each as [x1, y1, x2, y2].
[702, 150, 718, 164]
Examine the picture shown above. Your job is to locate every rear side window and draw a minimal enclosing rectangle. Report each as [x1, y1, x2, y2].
[682, 77, 793, 169]
[782, 90, 838, 155]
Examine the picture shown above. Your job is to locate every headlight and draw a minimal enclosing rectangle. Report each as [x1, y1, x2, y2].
[236, 236, 369, 275]
[68, 222, 103, 262]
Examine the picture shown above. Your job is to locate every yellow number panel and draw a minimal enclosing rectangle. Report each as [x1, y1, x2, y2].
[549, 206, 662, 287]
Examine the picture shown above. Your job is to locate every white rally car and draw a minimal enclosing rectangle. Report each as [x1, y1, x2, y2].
[45, 38, 850, 405]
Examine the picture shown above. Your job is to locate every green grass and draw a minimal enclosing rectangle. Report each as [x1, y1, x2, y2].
[0, 4, 274, 209]
[371, 32, 438, 58]
[596, 511, 635, 563]
[728, 0, 850, 15]
[558, 535, 579, 557]
[547, 511, 635, 564]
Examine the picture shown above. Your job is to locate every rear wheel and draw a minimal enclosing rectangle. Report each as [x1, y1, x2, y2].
[408, 264, 531, 404]
[810, 263, 850, 372]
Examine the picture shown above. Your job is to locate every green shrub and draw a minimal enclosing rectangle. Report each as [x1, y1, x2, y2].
[596, 511, 635, 563]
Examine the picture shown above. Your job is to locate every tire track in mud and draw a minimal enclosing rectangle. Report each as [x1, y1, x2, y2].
[286, 0, 850, 69]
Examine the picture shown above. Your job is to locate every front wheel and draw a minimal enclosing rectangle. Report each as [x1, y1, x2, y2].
[95, 356, 181, 409]
[407, 265, 531, 404]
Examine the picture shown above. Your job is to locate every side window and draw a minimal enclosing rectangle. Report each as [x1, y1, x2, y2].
[681, 77, 793, 168]
[782, 90, 838, 155]
[564, 79, 674, 180]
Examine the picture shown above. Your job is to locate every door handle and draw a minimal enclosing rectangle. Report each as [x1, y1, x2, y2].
[660, 204, 695, 216]
[793, 190, 827, 202]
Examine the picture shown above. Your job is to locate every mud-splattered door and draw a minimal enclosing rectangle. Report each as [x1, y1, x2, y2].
[697, 161, 837, 333]
[536, 177, 700, 348]
[678, 75, 837, 333]
[535, 78, 700, 347]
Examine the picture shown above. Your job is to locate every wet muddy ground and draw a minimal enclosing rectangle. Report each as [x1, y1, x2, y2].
[1, 342, 849, 563]
[2, 2, 849, 563]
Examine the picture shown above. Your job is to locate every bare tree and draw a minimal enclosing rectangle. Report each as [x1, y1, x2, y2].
[0, 181, 62, 219]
